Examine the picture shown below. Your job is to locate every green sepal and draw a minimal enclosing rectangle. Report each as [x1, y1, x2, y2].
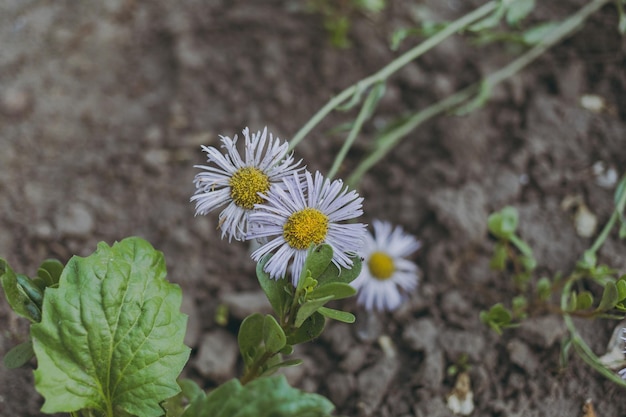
[295, 295, 334, 328]
[3, 339, 35, 369]
[286, 312, 326, 345]
[263, 314, 287, 354]
[0, 259, 41, 323]
[238, 313, 264, 367]
[182, 376, 335, 417]
[257, 256, 291, 319]
[318, 306, 356, 323]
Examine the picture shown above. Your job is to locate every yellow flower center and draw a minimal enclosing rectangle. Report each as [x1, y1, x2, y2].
[229, 167, 271, 209]
[283, 208, 329, 250]
[368, 251, 395, 280]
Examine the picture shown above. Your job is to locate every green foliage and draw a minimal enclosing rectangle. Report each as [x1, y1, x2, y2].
[488, 206, 519, 239]
[242, 244, 360, 383]
[1, 260, 42, 323]
[31, 237, 190, 417]
[182, 376, 335, 417]
[3, 340, 34, 369]
[479, 303, 516, 335]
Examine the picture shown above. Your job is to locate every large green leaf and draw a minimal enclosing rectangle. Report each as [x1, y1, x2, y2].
[31, 237, 190, 417]
[182, 375, 335, 417]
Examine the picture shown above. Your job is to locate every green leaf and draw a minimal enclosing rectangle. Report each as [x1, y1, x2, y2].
[505, 0, 535, 26]
[263, 314, 287, 354]
[179, 378, 206, 403]
[38, 258, 64, 286]
[31, 237, 190, 417]
[182, 376, 335, 417]
[488, 206, 519, 239]
[490, 242, 508, 271]
[16, 274, 43, 308]
[521, 21, 560, 45]
[295, 295, 334, 328]
[3, 340, 34, 369]
[35, 268, 54, 290]
[578, 250, 597, 270]
[238, 313, 264, 367]
[469, 2, 506, 32]
[318, 307, 356, 323]
[576, 291, 594, 310]
[1, 259, 41, 322]
[308, 282, 356, 301]
[480, 303, 513, 335]
[316, 253, 363, 286]
[262, 359, 304, 376]
[536, 277, 552, 300]
[286, 312, 326, 345]
[616, 277, 626, 301]
[301, 244, 334, 282]
[257, 255, 292, 318]
[596, 281, 619, 312]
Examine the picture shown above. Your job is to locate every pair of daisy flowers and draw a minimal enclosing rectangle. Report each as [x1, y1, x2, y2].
[191, 127, 420, 311]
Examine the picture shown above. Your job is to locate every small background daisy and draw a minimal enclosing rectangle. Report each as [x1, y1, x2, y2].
[191, 127, 302, 241]
[351, 220, 421, 312]
[248, 170, 366, 284]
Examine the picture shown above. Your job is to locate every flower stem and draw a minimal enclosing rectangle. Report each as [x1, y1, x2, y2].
[287, 1, 499, 153]
[585, 174, 626, 257]
[240, 351, 274, 385]
[346, 0, 613, 188]
[560, 277, 626, 387]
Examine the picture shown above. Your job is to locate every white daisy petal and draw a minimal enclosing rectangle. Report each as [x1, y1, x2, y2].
[352, 220, 421, 312]
[191, 127, 303, 241]
[248, 170, 366, 284]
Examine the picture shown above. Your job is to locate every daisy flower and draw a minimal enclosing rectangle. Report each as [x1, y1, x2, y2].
[191, 127, 302, 241]
[247, 170, 366, 285]
[351, 220, 421, 312]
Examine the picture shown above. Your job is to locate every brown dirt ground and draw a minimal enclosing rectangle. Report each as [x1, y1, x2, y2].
[1, 0, 626, 416]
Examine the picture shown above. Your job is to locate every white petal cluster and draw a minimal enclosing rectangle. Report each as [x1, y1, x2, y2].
[248, 171, 366, 284]
[351, 220, 421, 311]
[191, 127, 302, 241]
